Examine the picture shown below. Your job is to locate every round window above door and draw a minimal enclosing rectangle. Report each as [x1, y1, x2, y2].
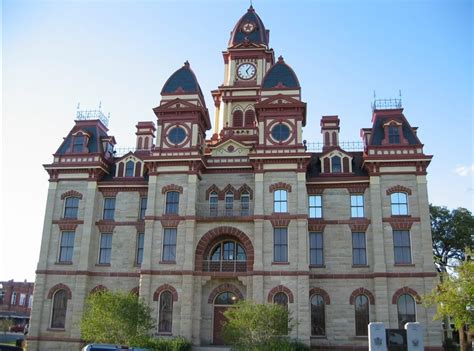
[271, 123, 291, 142]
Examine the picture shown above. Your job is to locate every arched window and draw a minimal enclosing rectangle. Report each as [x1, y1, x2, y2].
[51, 290, 68, 329]
[215, 292, 238, 305]
[208, 240, 246, 272]
[391, 192, 408, 215]
[165, 191, 180, 214]
[125, 160, 135, 177]
[225, 191, 234, 216]
[311, 295, 325, 336]
[273, 189, 288, 213]
[209, 191, 218, 216]
[158, 291, 173, 333]
[273, 292, 288, 307]
[354, 295, 369, 336]
[244, 110, 255, 127]
[240, 191, 250, 216]
[331, 156, 341, 173]
[397, 294, 416, 329]
[233, 110, 243, 127]
[64, 197, 80, 219]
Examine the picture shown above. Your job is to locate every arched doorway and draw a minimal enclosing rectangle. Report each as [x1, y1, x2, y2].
[212, 291, 239, 345]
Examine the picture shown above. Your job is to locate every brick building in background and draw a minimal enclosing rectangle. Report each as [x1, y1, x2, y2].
[0, 280, 34, 324]
[28, 6, 442, 350]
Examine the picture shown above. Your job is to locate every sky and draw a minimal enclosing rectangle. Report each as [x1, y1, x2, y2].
[1, 0, 473, 282]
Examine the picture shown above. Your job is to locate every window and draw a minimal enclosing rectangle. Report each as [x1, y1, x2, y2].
[352, 232, 367, 265]
[350, 195, 364, 218]
[19, 294, 26, 306]
[99, 233, 112, 264]
[103, 198, 116, 220]
[64, 197, 79, 219]
[51, 290, 67, 329]
[331, 156, 341, 173]
[162, 228, 177, 262]
[273, 227, 288, 262]
[354, 295, 369, 336]
[311, 295, 326, 336]
[273, 189, 288, 213]
[225, 192, 234, 216]
[393, 230, 412, 264]
[273, 292, 288, 306]
[125, 160, 135, 177]
[210, 241, 246, 261]
[209, 191, 218, 216]
[397, 294, 416, 328]
[28, 295, 33, 308]
[165, 191, 179, 215]
[59, 231, 75, 262]
[139, 197, 147, 220]
[215, 292, 238, 305]
[72, 135, 84, 152]
[388, 126, 400, 144]
[168, 126, 186, 144]
[11, 292, 17, 305]
[136, 233, 144, 265]
[158, 291, 173, 333]
[241, 191, 250, 216]
[309, 232, 324, 266]
[244, 110, 255, 126]
[308, 195, 322, 218]
[271, 123, 290, 142]
[391, 192, 408, 215]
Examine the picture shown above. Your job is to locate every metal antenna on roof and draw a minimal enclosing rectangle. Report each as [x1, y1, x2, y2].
[373, 90, 376, 100]
[99, 101, 102, 109]
[399, 89, 402, 98]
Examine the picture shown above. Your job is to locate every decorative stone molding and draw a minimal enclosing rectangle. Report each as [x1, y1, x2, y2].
[96, 221, 116, 232]
[153, 284, 178, 302]
[349, 221, 370, 232]
[392, 287, 421, 304]
[208, 283, 244, 304]
[270, 218, 291, 227]
[349, 287, 375, 305]
[47, 283, 72, 300]
[161, 184, 183, 194]
[60, 190, 83, 200]
[269, 182, 292, 193]
[267, 285, 294, 303]
[309, 287, 331, 304]
[386, 185, 412, 196]
[347, 185, 368, 194]
[308, 223, 326, 232]
[307, 187, 324, 195]
[90, 285, 107, 294]
[100, 189, 119, 197]
[160, 219, 180, 227]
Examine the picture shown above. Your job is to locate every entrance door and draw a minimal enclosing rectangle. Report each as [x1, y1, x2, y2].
[213, 306, 229, 345]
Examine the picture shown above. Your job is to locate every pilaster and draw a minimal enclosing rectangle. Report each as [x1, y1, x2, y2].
[78, 181, 99, 271]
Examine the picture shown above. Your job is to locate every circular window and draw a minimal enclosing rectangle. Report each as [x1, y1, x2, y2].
[168, 126, 186, 144]
[271, 124, 290, 142]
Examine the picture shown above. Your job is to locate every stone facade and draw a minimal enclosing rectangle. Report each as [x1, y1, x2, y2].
[28, 6, 442, 351]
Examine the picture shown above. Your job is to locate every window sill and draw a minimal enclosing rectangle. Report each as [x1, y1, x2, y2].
[54, 261, 73, 265]
[156, 332, 172, 336]
[309, 265, 326, 268]
[390, 215, 411, 218]
[352, 265, 369, 268]
[394, 263, 415, 266]
[95, 263, 111, 267]
[47, 328, 65, 332]
[272, 262, 290, 265]
[159, 261, 176, 264]
[310, 336, 327, 339]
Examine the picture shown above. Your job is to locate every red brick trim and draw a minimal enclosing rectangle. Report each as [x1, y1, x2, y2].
[205, 184, 220, 200]
[135, 222, 145, 232]
[267, 285, 294, 303]
[237, 184, 254, 200]
[307, 187, 324, 195]
[161, 184, 183, 194]
[269, 182, 292, 193]
[160, 219, 180, 227]
[90, 285, 107, 294]
[208, 283, 244, 303]
[153, 284, 178, 302]
[347, 185, 368, 194]
[308, 223, 326, 232]
[270, 218, 290, 227]
[130, 286, 139, 296]
[47, 283, 72, 300]
[349, 287, 375, 305]
[195, 226, 254, 272]
[309, 287, 331, 304]
[60, 190, 83, 200]
[96, 221, 116, 232]
[100, 189, 118, 197]
[392, 286, 422, 304]
[349, 222, 370, 232]
[383, 217, 420, 230]
[56, 220, 82, 231]
[386, 185, 412, 196]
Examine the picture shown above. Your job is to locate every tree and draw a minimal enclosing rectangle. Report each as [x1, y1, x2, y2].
[424, 258, 474, 351]
[80, 290, 155, 347]
[430, 205, 474, 272]
[0, 319, 13, 334]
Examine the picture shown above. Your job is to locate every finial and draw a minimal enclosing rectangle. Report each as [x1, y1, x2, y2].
[373, 90, 376, 99]
[184, 60, 190, 67]
[399, 89, 402, 98]
[248, 2, 254, 11]
[278, 55, 284, 63]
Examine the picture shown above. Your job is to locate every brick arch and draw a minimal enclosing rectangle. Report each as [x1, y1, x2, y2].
[237, 184, 253, 199]
[205, 184, 220, 200]
[47, 283, 72, 300]
[386, 185, 412, 196]
[130, 286, 139, 296]
[60, 190, 83, 200]
[208, 283, 244, 304]
[309, 287, 331, 305]
[90, 285, 108, 294]
[267, 285, 294, 303]
[153, 284, 178, 302]
[349, 287, 375, 305]
[195, 226, 254, 272]
[269, 182, 292, 193]
[161, 184, 183, 194]
[392, 287, 421, 304]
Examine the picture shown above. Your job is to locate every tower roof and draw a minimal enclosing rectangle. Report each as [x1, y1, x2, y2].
[228, 6, 269, 47]
[262, 56, 300, 89]
[161, 61, 204, 97]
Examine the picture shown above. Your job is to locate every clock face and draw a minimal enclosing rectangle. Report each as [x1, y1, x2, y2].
[242, 22, 255, 33]
[237, 63, 256, 80]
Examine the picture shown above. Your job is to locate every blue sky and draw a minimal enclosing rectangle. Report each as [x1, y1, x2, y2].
[1, 0, 472, 281]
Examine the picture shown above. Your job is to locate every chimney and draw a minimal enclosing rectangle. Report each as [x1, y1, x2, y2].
[321, 116, 340, 151]
[135, 122, 156, 150]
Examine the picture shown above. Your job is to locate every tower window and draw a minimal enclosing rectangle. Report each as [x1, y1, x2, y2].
[99, 233, 113, 264]
[168, 126, 186, 145]
[125, 160, 135, 177]
[233, 110, 243, 127]
[136, 232, 144, 265]
[271, 123, 290, 142]
[331, 156, 341, 173]
[244, 110, 255, 126]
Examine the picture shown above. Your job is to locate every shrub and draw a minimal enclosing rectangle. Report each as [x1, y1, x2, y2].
[143, 337, 191, 351]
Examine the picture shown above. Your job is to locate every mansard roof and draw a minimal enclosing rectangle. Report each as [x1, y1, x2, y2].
[161, 61, 205, 98]
[228, 6, 269, 47]
[55, 120, 110, 155]
[262, 56, 300, 89]
[306, 152, 368, 178]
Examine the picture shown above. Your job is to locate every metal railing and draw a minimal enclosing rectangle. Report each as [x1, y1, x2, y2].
[203, 260, 247, 272]
[201, 208, 254, 217]
[76, 109, 109, 127]
[372, 98, 402, 111]
[305, 141, 364, 152]
[113, 147, 151, 157]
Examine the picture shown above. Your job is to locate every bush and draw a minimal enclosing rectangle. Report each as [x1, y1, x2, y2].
[142, 337, 191, 351]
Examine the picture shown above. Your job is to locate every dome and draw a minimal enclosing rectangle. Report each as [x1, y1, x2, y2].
[228, 6, 269, 47]
[161, 61, 204, 96]
[262, 56, 300, 89]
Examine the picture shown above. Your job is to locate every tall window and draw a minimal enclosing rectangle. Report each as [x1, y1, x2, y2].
[331, 156, 341, 173]
[210, 241, 246, 261]
[391, 192, 408, 215]
[51, 290, 67, 329]
[99, 233, 112, 264]
[311, 295, 326, 336]
[350, 194, 364, 218]
[64, 197, 79, 219]
[273, 227, 288, 262]
[225, 191, 234, 216]
[19, 294, 26, 306]
[72, 135, 84, 152]
[139, 197, 147, 220]
[165, 191, 179, 215]
[352, 232, 367, 265]
[273, 189, 288, 213]
[125, 160, 135, 177]
[59, 231, 75, 262]
[397, 294, 416, 328]
[233, 110, 243, 127]
[11, 292, 17, 305]
[209, 191, 218, 216]
[136, 233, 144, 265]
[388, 126, 400, 144]
[354, 295, 369, 336]
[309, 232, 324, 266]
[158, 291, 173, 333]
[241, 191, 250, 216]
[162, 228, 177, 262]
[393, 230, 411, 264]
[308, 195, 323, 218]
[103, 198, 116, 220]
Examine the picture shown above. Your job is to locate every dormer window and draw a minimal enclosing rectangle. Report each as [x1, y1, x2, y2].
[72, 134, 84, 152]
[331, 156, 341, 173]
[125, 160, 135, 177]
[388, 126, 400, 144]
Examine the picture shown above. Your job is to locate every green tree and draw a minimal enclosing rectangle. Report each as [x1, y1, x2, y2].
[0, 319, 13, 334]
[430, 205, 474, 272]
[80, 290, 155, 347]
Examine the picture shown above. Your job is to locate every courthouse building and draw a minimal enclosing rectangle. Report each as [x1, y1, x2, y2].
[28, 6, 442, 350]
